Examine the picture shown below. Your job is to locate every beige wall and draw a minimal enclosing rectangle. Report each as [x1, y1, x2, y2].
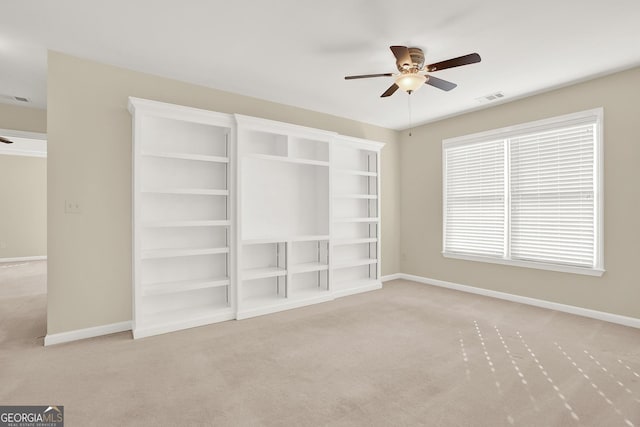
[0, 155, 47, 259]
[0, 103, 47, 133]
[44, 50, 640, 334]
[47, 51, 400, 334]
[400, 66, 640, 319]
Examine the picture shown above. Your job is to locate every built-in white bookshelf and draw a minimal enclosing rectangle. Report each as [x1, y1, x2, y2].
[331, 136, 383, 297]
[130, 99, 384, 338]
[130, 98, 235, 338]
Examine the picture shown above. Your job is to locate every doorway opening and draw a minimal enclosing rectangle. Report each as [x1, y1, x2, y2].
[0, 128, 47, 343]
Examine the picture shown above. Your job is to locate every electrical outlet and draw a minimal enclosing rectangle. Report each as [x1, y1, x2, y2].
[64, 200, 82, 214]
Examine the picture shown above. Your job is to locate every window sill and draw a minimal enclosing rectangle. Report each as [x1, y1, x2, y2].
[442, 252, 605, 277]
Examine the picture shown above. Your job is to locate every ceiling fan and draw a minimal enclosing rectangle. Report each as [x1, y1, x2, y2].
[0, 136, 14, 144]
[345, 46, 481, 97]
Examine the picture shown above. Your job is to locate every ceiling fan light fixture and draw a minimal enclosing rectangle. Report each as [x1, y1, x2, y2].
[395, 73, 426, 93]
[344, 46, 480, 98]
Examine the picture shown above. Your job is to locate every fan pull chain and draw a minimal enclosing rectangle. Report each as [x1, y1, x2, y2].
[408, 92, 413, 137]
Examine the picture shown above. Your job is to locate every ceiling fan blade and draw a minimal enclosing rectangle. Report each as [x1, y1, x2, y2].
[390, 46, 412, 67]
[381, 83, 399, 98]
[426, 75, 457, 91]
[426, 53, 481, 72]
[0, 136, 14, 144]
[345, 73, 394, 80]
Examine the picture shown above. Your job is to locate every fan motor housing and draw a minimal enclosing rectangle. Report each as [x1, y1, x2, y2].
[396, 47, 425, 72]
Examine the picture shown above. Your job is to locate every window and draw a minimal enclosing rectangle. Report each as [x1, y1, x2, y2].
[443, 109, 603, 276]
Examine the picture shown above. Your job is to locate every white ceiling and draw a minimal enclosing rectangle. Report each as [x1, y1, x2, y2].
[1, 0, 639, 130]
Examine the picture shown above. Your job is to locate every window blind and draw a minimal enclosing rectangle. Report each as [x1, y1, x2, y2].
[444, 140, 505, 257]
[442, 109, 602, 275]
[510, 124, 596, 267]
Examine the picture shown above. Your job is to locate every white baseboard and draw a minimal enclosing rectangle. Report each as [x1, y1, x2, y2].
[133, 311, 235, 339]
[45, 273, 637, 345]
[395, 273, 640, 329]
[381, 273, 403, 282]
[44, 321, 132, 346]
[0, 256, 47, 263]
[43, 279, 384, 344]
[332, 280, 382, 298]
[237, 294, 335, 320]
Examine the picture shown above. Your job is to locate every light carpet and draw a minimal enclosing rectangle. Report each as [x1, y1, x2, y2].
[1, 269, 639, 426]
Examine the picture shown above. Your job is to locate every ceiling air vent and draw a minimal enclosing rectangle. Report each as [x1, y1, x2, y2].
[476, 91, 505, 104]
[0, 94, 30, 103]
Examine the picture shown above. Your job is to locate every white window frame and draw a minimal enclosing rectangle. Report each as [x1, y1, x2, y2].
[442, 108, 604, 277]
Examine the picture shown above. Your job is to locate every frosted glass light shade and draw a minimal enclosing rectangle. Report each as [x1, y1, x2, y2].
[395, 73, 426, 92]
